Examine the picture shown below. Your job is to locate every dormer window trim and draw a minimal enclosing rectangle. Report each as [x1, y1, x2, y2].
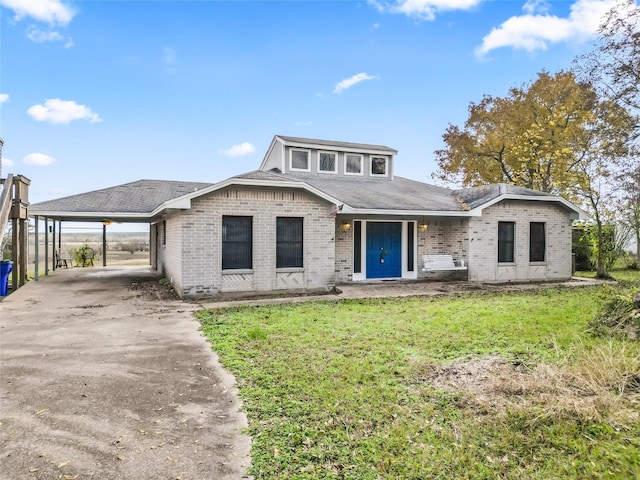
[344, 154, 363, 176]
[318, 151, 338, 174]
[289, 148, 311, 172]
[370, 156, 389, 177]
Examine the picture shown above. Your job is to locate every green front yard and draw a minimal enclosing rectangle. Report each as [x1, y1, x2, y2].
[197, 272, 640, 479]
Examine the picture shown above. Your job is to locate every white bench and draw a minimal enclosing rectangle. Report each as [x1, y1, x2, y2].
[422, 254, 467, 272]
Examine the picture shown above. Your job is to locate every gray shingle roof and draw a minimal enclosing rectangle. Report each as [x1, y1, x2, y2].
[239, 170, 465, 211]
[276, 135, 398, 154]
[30, 179, 213, 216]
[29, 172, 576, 222]
[233, 170, 295, 182]
[455, 183, 552, 210]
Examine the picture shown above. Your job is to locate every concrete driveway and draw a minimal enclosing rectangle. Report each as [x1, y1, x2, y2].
[0, 267, 251, 480]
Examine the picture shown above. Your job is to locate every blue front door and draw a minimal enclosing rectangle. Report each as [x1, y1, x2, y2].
[366, 222, 402, 279]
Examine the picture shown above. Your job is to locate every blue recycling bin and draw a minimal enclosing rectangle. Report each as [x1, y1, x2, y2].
[0, 260, 13, 297]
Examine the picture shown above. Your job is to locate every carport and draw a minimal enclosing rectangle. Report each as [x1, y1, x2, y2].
[29, 179, 212, 279]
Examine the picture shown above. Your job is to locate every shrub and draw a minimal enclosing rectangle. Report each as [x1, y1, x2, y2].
[73, 243, 95, 266]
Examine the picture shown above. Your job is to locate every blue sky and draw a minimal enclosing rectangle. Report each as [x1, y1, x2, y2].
[0, 0, 630, 210]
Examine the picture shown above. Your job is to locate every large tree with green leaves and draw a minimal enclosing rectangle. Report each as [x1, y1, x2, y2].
[435, 70, 636, 277]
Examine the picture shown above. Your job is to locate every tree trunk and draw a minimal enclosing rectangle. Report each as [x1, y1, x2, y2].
[595, 220, 608, 278]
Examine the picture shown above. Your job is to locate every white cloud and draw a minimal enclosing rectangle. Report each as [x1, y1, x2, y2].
[0, 93, 9, 105]
[523, 0, 551, 15]
[220, 142, 256, 157]
[476, 0, 618, 56]
[27, 99, 102, 124]
[0, 0, 76, 26]
[334, 73, 378, 94]
[2, 157, 15, 167]
[370, 0, 483, 20]
[23, 153, 56, 166]
[26, 26, 73, 47]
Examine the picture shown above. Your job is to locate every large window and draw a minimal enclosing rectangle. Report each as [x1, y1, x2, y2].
[277, 217, 303, 268]
[371, 156, 388, 176]
[290, 149, 310, 171]
[318, 152, 337, 173]
[222, 216, 252, 270]
[529, 222, 546, 262]
[345, 154, 362, 175]
[498, 221, 515, 263]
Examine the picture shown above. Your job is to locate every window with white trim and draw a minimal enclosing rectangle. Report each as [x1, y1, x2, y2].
[318, 151, 337, 173]
[371, 156, 388, 176]
[290, 149, 310, 171]
[345, 154, 362, 175]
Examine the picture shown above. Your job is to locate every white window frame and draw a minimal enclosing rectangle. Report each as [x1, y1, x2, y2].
[370, 156, 388, 177]
[289, 148, 311, 172]
[318, 151, 338, 174]
[344, 154, 363, 176]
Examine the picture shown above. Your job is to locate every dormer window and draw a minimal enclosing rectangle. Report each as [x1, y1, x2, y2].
[290, 149, 310, 172]
[318, 152, 337, 174]
[371, 156, 388, 176]
[345, 154, 362, 175]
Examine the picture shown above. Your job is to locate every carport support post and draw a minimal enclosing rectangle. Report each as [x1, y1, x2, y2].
[44, 218, 48, 276]
[58, 220, 62, 250]
[19, 218, 26, 287]
[52, 220, 56, 271]
[102, 222, 107, 267]
[34, 216, 39, 281]
[11, 218, 17, 292]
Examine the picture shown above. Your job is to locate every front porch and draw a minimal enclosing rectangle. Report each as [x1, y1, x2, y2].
[334, 216, 470, 283]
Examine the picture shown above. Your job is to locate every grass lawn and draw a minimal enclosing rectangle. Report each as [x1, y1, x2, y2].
[197, 272, 640, 479]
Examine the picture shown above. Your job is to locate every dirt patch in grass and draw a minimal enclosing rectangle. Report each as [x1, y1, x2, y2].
[420, 353, 640, 426]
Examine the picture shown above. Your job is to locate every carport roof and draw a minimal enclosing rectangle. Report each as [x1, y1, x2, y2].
[29, 179, 213, 222]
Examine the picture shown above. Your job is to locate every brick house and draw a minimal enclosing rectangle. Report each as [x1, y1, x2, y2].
[31, 135, 584, 298]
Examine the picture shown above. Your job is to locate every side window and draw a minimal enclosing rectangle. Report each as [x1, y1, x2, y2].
[222, 216, 252, 270]
[161, 221, 166, 246]
[290, 149, 310, 171]
[318, 152, 337, 173]
[498, 221, 515, 263]
[530, 222, 546, 262]
[371, 156, 388, 176]
[276, 217, 303, 268]
[345, 154, 363, 175]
